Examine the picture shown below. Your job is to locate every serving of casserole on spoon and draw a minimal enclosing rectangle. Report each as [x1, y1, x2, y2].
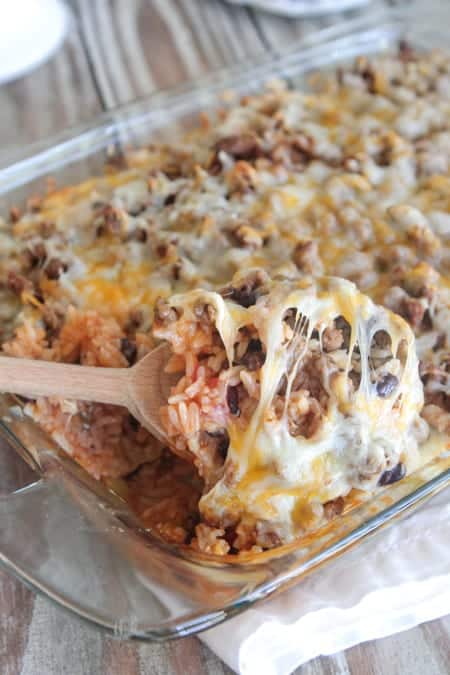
[153, 272, 427, 549]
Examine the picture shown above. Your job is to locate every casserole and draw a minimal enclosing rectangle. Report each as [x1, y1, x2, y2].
[0, 0, 449, 639]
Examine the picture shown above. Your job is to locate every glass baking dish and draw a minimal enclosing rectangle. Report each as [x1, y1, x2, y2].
[0, 0, 449, 641]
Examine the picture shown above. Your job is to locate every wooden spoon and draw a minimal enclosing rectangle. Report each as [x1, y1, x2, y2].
[0, 343, 176, 446]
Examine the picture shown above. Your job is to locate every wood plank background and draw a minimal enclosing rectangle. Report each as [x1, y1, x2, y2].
[0, 1, 449, 673]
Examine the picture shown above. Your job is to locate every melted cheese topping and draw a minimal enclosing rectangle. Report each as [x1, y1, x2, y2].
[2, 48, 449, 552]
[169, 277, 424, 541]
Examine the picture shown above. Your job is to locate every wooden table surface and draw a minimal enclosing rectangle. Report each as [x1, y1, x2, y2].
[1, 1, 449, 673]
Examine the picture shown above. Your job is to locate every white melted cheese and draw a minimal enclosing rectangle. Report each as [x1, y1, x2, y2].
[170, 277, 425, 542]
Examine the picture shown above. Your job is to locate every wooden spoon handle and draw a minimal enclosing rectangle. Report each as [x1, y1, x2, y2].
[0, 356, 130, 407]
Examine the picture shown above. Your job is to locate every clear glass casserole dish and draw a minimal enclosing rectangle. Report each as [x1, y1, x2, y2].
[0, 0, 449, 641]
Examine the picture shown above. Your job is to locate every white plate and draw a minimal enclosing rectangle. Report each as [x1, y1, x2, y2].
[0, 0, 69, 85]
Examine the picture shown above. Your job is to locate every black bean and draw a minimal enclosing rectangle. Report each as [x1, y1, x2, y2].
[120, 338, 137, 365]
[164, 192, 177, 206]
[373, 330, 391, 349]
[221, 271, 268, 308]
[206, 429, 230, 460]
[127, 413, 140, 431]
[240, 338, 266, 371]
[227, 386, 240, 416]
[128, 204, 146, 217]
[378, 462, 406, 486]
[335, 316, 351, 349]
[228, 286, 257, 308]
[248, 338, 262, 351]
[376, 373, 399, 398]
[217, 434, 230, 458]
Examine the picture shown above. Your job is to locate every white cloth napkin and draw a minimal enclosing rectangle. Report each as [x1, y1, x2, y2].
[225, 0, 371, 17]
[201, 489, 450, 674]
